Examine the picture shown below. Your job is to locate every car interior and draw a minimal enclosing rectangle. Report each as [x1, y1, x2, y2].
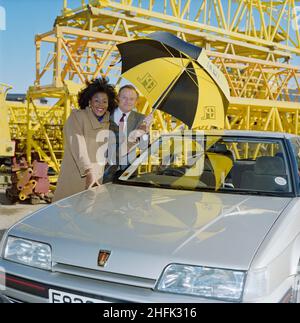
[155, 142, 290, 192]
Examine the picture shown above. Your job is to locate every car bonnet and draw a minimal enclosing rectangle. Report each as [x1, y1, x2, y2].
[9, 184, 291, 279]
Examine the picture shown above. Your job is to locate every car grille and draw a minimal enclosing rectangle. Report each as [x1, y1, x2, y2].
[5, 273, 130, 303]
[52, 263, 157, 289]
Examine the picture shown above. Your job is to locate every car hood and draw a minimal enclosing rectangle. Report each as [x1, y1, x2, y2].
[10, 184, 291, 279]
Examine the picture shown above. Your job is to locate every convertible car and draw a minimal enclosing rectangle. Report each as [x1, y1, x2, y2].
[0, 130, 300, 303]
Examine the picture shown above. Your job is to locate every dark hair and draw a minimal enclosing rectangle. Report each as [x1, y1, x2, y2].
[78, 78, 117, 111]
[119, 84, 139, 98]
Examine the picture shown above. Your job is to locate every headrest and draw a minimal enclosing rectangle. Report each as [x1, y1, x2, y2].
[255, 156, 285, 175]
[275, 152, 284, 160]
[213, 143, 228, 153]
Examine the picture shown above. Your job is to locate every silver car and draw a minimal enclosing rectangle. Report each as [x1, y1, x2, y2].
[1, 130, 300, 303]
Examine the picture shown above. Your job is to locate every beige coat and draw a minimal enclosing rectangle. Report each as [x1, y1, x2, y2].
[53, 108, 112, 202]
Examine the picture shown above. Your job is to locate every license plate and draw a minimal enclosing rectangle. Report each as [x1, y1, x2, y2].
[49, 289, 107, 303]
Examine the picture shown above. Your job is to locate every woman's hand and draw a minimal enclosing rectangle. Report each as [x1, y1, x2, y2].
[85, 169, 101, 189]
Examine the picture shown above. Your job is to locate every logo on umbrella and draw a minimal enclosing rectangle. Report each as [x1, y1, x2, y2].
[202, 106, 217, 120]
[137, 73, 157, 93]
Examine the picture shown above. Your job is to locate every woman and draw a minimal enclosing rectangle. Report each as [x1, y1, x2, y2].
[53, 78, 118, 202]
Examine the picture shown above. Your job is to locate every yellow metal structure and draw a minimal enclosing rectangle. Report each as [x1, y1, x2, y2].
[0, 84, 15, 157]
[4, 0, 300, 176]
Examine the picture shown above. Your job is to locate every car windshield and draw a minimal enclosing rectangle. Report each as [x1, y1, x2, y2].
[118, 134, 293, 196]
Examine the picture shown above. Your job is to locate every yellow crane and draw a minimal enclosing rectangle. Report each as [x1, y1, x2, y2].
[4, 0, 300, 177]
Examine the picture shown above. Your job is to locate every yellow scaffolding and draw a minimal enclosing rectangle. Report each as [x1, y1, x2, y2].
[4, 0, 300, 176]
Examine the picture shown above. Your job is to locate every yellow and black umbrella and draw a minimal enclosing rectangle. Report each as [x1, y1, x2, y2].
[117, 32, 230, 129]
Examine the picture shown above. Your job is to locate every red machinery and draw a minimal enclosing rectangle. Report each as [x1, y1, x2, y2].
[6, 157, 53, 204]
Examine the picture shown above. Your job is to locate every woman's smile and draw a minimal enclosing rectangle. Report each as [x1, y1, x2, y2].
[90, 92, 109, 117]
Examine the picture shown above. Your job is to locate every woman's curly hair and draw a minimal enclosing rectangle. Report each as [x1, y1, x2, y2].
[78, 78, 118, 112]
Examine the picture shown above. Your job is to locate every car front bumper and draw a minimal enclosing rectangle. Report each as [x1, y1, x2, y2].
[0, 258, 226, 303]
[0, 292, 11, 303]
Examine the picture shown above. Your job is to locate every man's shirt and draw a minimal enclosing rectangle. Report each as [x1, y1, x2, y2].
[113, 107, 131, 133]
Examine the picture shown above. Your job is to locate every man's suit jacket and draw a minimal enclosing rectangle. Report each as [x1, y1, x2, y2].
[108, 109, 147, 169]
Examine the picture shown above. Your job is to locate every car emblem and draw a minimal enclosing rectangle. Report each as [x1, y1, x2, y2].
[98, 250, 111, 267]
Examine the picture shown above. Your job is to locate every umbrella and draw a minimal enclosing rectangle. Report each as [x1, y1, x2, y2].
[117, 32, 230, 129]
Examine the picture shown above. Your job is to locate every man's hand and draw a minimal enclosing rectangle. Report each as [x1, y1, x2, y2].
[128, 114, 153, 143]
[128, 128, 146, 143]
[143, 114, 154, 132]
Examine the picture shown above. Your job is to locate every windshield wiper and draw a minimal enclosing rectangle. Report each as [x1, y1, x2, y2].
[226, 190, 290, 197]
[115, 179, 293, 197]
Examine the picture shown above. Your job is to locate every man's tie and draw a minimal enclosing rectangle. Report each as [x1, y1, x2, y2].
[119, 113, 126, 132]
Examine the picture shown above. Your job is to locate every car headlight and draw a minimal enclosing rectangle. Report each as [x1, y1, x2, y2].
[4, 237, 52, 271]
[156, 264, 246, 302]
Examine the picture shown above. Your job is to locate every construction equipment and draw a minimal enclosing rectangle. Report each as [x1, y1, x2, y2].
[6, 157, 53, 204]
[0, 83, 15, 158]
[2, 0, 300, 179]
[0, 84, 16, 187]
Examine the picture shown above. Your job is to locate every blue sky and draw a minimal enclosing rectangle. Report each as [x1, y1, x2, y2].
[0, 0, 299, 93]
[0, 0, 62, 92]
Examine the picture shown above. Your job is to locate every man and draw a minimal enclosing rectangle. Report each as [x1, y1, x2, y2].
[111, 84, 145, 137]
[111, 85, 152, 165]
